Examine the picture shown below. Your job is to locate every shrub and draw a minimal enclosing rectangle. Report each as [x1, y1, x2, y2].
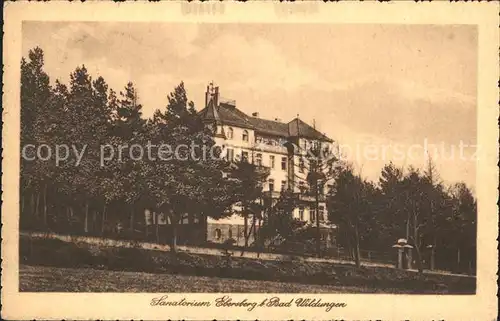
[105, 247, 158, 272]
[18, 235, 475, 294]
[53, 243, 95, 267]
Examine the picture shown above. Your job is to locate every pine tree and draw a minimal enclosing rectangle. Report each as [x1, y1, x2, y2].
[20, 47, 52, 228]
[145, 82, 239, 252]
[229, 160, 270, 252]
[327, 165, 376, 267]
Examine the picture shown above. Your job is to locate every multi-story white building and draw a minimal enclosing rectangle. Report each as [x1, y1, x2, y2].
[199, 83, 337, 246]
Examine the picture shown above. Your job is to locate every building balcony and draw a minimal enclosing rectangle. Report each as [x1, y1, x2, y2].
[295, 193, 326, 203]
[252, 142, 288, 154]
[262, 191, 283, 199]
[261, 191, 326, 203]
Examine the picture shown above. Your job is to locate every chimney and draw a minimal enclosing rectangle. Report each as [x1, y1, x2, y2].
[205, 85, 210, 108]
[205, 82, 220, 108]
[214, 86, 219, 107]
[252, 112, 259, 118]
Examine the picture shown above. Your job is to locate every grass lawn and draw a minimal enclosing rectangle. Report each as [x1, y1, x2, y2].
[20, 264, 383, 293]
[19, 236, 475, 294]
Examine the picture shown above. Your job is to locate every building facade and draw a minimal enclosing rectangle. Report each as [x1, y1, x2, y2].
[199, 83, 337, 247]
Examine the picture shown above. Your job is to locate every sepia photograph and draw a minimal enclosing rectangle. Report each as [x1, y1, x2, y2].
[2, 2, 499, 320]
[18, 20, 479, 294]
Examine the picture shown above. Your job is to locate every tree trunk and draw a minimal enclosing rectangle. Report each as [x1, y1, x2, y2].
[247, 220, 255, 243]
[170, 216, 178, 253]
[35, 191, 40, 219]
[344, 227, 353, 260]
[406, 211, 410, 240]
[252, 214, 257, 242]
[155, 212, 160, 244]
[243, 212, 249, 248]
[412, 207, 423, 274]
[202, 213, 208, 242]
[144, 209, 148, 238]
[21, 193, 25, 216]
[431, 235, 437, 270]
[84, 202, 89, 233]
[415, 246, 423, 274]
[241, 216, 255, 257]
[30, 192, 35, 218]
[457, 247, 461, 271]
[43, 184, 48, 226]
[101, 204, 107, 235]
[430, 247, 436, 270]
[257, 218, 262, 258]
[130, 207, 135, 232]
[316, 206, 321, 257]
[92, 210, 97, 233]
[354, 224, 361, 268]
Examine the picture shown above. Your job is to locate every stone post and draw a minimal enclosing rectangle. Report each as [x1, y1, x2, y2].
[392, 244, 404, 269]
[404, 245, 413, 270]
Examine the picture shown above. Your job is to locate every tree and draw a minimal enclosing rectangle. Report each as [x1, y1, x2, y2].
[377, 162, 406, 249]
[258, 189, 308, 253]
[302, 141, 339, 257]
[112, 82, 145, 139]
[108, 82, 148, 235]
[448, 182, 477, 273]
[146, 82, 238, 252]
[398, 162, 460, 274]
[20, 47, 53, 228]
[399, 166, 439, 274]
[61, 66, 113, 233]
[422, 157, 445, 271]
[229, 160, 270, 252]
[327, 165, 377, 267]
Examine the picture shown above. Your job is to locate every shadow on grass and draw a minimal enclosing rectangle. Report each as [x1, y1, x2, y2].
[19, 236, 475, 294]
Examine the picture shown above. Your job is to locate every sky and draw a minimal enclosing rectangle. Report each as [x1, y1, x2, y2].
[22, 22, 478, 188]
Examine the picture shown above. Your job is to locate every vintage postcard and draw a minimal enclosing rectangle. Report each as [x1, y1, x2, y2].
[2, 1, 499, 320]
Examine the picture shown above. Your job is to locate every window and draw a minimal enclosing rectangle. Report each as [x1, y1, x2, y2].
[242, 130, 249, 142]
[269, 155, 275, 168]
[241, 151, 249, 162]
[228, 228, 233, 239]
[281, 180, 286, 191]
[227, 127, 233, 139]
[255, 153, 262, 166]
[318, 206, 325, 221]
[226, 148, 234, 162]
[214, 228, 222, 240]
[310, 209, 316, 222]
[310, 159, 317, 172]
[269, 179, 275, 192]
[299, 207, 304, 221]
[299, 157, 305, 173]
[281, 157, 287, 171]
[298, 181, 305, 193]
[319, 183, 325, 195]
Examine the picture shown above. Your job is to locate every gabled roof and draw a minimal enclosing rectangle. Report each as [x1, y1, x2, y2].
[199, 104, 333, 142]
[198, 99, 221, 124]
[288, 118, 333, 142]
[217, 105, 254, 129]
[248, 117, 289, 137]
